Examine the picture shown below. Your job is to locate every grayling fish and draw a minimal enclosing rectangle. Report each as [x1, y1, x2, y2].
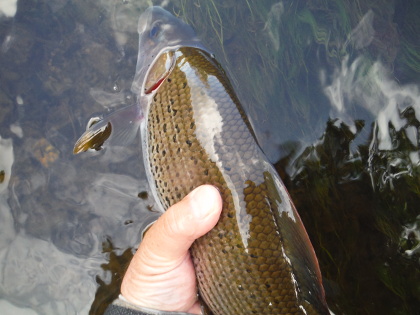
[75, 6, 329, 315]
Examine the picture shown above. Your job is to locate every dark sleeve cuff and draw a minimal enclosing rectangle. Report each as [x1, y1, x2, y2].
[104, 296, 195, 315]
[104, 304, 150, 315]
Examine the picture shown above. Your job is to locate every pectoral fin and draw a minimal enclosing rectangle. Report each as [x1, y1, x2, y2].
[73, 104, 142, 154]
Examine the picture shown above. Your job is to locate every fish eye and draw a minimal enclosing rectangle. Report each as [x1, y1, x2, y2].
[149, 21, 162, 38]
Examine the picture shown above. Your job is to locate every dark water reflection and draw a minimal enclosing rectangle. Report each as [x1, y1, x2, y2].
[0, 0, 419, 314]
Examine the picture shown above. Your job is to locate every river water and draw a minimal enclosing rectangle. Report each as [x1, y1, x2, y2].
[0, 0, 419, 314]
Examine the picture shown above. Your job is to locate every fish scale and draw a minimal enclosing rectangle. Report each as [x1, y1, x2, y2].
[146, 46, 328, 314]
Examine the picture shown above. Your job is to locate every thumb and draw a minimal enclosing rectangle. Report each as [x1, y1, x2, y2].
[120, 185, 222, 311]
[138, 185, 222, 268]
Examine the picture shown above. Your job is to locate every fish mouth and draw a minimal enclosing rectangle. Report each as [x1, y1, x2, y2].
[142, 48, 177, 96]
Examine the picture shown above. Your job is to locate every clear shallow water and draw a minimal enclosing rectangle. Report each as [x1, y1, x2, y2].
[0, 0, 419, 314]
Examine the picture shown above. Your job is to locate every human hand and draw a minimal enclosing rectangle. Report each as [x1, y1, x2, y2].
[121, 185, 223, 314]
